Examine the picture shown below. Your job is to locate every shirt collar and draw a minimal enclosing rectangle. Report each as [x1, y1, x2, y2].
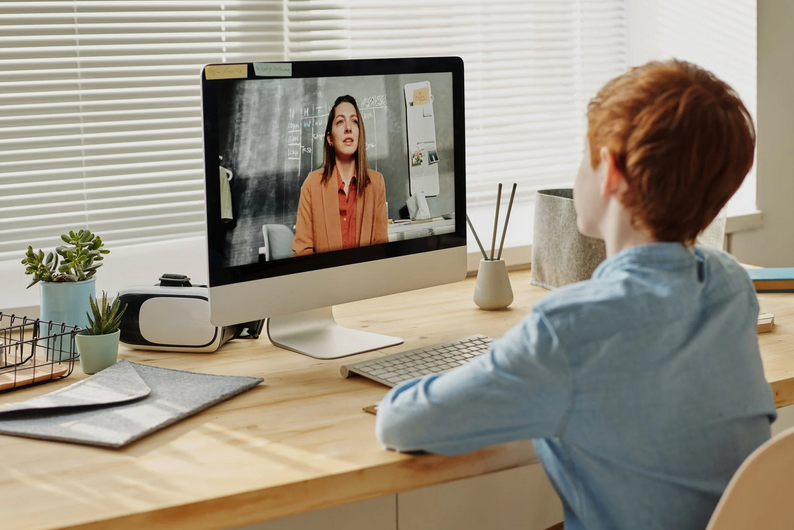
[593, 242, 698, 279]
[335, 166, 357, 191]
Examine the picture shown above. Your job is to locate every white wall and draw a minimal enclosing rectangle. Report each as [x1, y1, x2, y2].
[731, 0, 794, 266]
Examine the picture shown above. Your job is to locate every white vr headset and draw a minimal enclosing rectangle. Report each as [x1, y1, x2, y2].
[118, 274, 264, 353]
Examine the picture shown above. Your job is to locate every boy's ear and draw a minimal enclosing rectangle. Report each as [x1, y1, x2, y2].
[599, 146, 628, 199]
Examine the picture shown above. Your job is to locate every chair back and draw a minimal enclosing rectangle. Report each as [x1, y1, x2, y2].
[262, 224, 295, 261]
[706, 426, 794, 529]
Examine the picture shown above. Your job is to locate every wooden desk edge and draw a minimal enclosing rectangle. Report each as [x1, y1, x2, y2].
[69, 442, 538, 530]
[773, 385, 794, 409]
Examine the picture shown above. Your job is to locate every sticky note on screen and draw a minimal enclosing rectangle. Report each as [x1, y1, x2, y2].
[204, 64, 248, 80]
[413, 86, 430, 106]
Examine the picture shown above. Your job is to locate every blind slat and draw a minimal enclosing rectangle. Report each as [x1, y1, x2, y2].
[0, 2, 283, 261]
[286, 0, 626, 208]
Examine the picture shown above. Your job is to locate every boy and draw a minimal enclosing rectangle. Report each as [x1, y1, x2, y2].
[375, 60, 776, 530]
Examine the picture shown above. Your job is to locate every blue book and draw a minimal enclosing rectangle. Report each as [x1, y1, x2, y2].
[747, 267, 794, 292]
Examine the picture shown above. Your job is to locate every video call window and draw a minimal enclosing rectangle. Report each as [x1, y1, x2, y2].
[210, 72, 457, 269]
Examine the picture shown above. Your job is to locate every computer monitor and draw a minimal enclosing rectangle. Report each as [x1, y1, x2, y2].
[201, 57, 467, 359]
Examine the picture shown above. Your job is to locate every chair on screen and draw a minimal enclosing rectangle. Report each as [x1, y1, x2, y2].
[259, 224, 295, 261]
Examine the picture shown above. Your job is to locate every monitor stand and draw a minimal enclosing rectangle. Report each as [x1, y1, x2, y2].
[266, 306, 403, 359]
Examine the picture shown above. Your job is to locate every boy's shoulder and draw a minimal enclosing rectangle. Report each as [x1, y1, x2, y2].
[530, 276, 639, 346]
[531, 246, 755, 345]
[696, 245, 756, 297]
[533, 277, 629, 321]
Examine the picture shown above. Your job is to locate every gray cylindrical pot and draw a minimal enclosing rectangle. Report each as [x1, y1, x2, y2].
[531, 189, 606, 290]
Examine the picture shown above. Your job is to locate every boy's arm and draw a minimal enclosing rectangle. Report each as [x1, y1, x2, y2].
[375, 311, 573, 456]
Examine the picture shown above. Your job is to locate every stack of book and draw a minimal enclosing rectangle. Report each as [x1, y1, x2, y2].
[747, 267, 794, 293]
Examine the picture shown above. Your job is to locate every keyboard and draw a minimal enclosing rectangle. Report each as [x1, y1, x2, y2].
[340, 334, 493, 387]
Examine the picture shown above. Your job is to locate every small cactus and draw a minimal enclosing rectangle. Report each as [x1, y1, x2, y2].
[84, 291, 127, 336]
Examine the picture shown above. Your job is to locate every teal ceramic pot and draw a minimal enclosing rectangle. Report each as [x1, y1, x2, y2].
[39, 277, 96, 329]
[39, 277, 96, 361]
[75, 330, 120, 375]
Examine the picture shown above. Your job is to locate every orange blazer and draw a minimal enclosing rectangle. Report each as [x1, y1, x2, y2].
[292, 168, 389, 256]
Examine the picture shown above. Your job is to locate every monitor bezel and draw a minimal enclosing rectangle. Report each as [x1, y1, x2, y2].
[201, 56, 466, 288]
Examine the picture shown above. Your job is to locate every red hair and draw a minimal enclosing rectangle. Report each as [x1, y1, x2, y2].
[587, 60, 756, 244]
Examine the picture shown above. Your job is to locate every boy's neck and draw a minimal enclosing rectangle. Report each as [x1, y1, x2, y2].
[600, 199, 656, 258]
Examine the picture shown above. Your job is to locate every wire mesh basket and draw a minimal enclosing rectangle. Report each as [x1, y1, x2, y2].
[0, 312, 78, 392]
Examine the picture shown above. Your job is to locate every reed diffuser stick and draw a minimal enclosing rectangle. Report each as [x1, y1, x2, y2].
[466, 214, 488, 260]
[490, 183, 502, 260]
[497, 183, 517, 260]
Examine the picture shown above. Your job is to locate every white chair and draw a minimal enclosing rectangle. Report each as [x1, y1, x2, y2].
[259, 224, 295, 261]
[705, 426, 794, 529]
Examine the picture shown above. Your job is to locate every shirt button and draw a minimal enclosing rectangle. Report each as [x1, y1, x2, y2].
[343, 217, 346, 221]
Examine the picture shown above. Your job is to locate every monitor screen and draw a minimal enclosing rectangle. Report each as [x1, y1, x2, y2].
[201, 58, 467, 357]
[202, 57, 466, 288]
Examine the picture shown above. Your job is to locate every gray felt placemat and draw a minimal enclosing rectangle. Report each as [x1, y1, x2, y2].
[0, 360, 263, 448]
[0, 360, 150, 414]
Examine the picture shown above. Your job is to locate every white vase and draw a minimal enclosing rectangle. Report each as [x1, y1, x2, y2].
[75, 330, 120, 375]
[473, 259, 514, 310]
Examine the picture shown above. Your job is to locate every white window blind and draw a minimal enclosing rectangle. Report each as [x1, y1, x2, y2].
[1, 0, 629, 264]
[286, 0, 627, 214]
[627, 0, 757, 216]
[0, 1, 284, 262]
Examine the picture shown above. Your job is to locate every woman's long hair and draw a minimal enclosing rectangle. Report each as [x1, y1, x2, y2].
[321, 95, 371, 192]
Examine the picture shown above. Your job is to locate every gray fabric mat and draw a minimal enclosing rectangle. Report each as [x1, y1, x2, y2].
[0, 360, 263, 448]
[0, 360, 150, 414]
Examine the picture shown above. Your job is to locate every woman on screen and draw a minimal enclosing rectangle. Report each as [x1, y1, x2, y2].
[292, 95, 389, 256]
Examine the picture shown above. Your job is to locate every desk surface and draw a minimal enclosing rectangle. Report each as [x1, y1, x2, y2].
[2, 269, 794, 530]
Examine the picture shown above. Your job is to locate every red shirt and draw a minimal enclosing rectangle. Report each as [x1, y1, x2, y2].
[336, 168, 357, 249]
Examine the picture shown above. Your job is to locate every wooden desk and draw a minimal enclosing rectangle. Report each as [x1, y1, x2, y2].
[1, 269, 793, 530]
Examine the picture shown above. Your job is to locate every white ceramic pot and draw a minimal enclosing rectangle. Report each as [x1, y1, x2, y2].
[75, 330, 120, 375]
[473, 259, 514, 310]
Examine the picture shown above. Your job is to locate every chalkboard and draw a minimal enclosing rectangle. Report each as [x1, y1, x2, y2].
[215, 72, 456, 267]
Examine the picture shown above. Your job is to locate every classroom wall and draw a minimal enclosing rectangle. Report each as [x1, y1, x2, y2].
[731, 0, 794, 266]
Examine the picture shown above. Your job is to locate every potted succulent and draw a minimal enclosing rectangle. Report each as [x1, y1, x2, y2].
[75, 291, 127, 375]
[21, 230, 109, 334]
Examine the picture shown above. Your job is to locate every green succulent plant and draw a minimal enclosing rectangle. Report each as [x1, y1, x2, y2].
[21, 229, 109, 288]
[84, 291, 127, 336]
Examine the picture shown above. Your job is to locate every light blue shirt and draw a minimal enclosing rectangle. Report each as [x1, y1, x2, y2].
[376, 243, 776, 530]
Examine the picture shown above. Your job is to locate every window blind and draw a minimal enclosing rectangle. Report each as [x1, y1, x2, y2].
[653, 0, 757, 215]
[0, 1, 284, 261]
[286, 0, 627, 209]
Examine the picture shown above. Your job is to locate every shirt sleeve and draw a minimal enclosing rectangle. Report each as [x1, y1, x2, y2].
[375, 310, 573, 455]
